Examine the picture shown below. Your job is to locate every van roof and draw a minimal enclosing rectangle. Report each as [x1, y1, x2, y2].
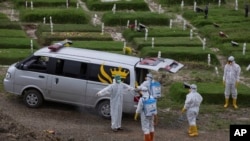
[34, 46, 141, 66]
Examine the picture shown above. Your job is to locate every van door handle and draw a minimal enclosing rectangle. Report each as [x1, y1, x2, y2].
[55, 78, 59, 84]
[39, 75, 45, 78]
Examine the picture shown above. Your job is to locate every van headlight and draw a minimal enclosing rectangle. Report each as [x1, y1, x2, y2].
[5, 72, 11, 79]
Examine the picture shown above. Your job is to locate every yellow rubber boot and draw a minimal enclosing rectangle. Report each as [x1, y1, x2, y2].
[233, 98, 238, 109]
[189, 126, 198, 137]
[224, 98, 229, 108]
[188, 126, 192, 134]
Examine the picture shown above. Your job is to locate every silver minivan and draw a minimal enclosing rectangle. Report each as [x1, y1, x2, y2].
[3, 41, 183, 118]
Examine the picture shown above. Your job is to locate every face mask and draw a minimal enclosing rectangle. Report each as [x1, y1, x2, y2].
[116, 79, 121, 83]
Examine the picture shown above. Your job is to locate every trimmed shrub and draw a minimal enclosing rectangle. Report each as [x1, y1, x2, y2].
[102, 12, 170, 26]
[0, 37, 39, 49]
[86, 0, 149, 11]
[19, 8, 90, 24]
[14, 0, 78, 8]
[169, 82, 250, 106]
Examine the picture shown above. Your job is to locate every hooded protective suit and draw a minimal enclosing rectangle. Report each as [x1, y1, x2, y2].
[97, 75, 134, 131]
[135, 86, 157, 136]
[139, 73, 153, 94]
[183, 84, 203, 126]
[223, 56, 241, 99]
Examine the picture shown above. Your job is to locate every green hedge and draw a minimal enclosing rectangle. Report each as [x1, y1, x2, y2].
[14, 0, 78, 8]
[0, 49, 33, 65]
[123, 27, 191, 41]
[102, 12, 170, 26]
[169, 82, 250, 106]
[139, 47, 220, 65]
[156, 0, 226, 6]
[37, 24, 101, 32]
[0, 37, 39, 49]
[86, 0, 149, 11]
[133, 37, 202, 50]
[39, 32, 113, 45]
[0, 29, 27, 38]
[69, 41, 124, 51]
[19, 8, 90, 24]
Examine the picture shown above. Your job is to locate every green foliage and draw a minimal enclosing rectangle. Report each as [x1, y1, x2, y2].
[139, 47, 220, 65]
[0, 37, 38, 49]
[169, 82, 250, 106]
[133, 37, 201, 50]
[19, 8, 90, 24]
[156, 0, 226, 6]
[39, 32, 112, 45]
[14, 0, 78, 8]
[0, 29, 27, 38]
[37, 24, 101, 32]
[86, 0, 149, 11]
[0, 49, 33, 65]
[102, 12, 170, 26]
[68, 41, 124, 51]
[123, 27, 190, 41]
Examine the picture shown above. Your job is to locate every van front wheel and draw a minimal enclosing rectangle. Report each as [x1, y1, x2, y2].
[23, 89, 43, 108]
[97, 100, 111, 119]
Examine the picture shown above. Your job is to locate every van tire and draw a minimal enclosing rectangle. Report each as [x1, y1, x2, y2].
[97, 100, 111, 119]
[23, 89, 43, 108]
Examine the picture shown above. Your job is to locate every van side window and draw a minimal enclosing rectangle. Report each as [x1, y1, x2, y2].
[22, 56, 49, 73]
[88, 64, 130, 85]
[54, 59, 87, 79]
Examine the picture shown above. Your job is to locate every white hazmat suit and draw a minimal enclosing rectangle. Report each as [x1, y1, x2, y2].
[134, 86, 157, 141]
[223, 56, 241, 109]
[182, 84, 203, 137]
[97, 75, 134, 131]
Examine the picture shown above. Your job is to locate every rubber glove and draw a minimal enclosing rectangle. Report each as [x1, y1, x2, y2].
[181, 107, 186, 113]
[134, 113, 139, 121]
[235, 81, 239, 88]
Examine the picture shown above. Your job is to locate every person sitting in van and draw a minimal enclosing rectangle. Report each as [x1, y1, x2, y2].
[97, 75, 135, 132]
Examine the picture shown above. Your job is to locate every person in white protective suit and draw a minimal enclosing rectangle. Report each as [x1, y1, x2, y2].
[139, 73, 153, 95]
[134, 86, 158, 141]
[96, 75, 134, 132]
[181, 84, 203, 137]
[223, 56, 241, 109]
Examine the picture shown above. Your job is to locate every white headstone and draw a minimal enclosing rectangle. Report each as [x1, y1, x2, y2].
[194, 1, 197, 12]
[181, 0, 184, 10]
[190, 29, 193, 40]
[112, 4, 116, 14]
[31, 1, 33, 10]
[246, 64, 250, 71]
[215, 66, 219, 75]
[30, 39, 33, 53]
[50, 16, 52, 24]
[66, 0, 69, 8]
[158, 5, 161, 14]
[243, 42, 246, 55]
[183, 20, 186, 30]
[208, 54, 211, 66]
[50, 22, 53, 34]
[77, 3, 79, 9]
[145, 28, 148, 41]
[134, 20, 137, 31]
[203, 38, 206, 50]
[127, 20, 130, 28]
[11, 9, 14, 21]
[152, 37, 155, 49]
[93, 14, 97, 26]
[101, 22, 104, 35]
[218, 0, 221, 7]
[26, 1, 28, 8]
[123, 41, 126, 48]
[235, 0, 238, 11]
[43, 17, 46, 24]
[158, 51, 161, 58]
[169, 19, 172, 29]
